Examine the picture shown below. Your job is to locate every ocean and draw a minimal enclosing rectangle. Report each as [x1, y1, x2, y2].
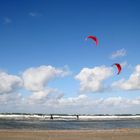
[0, 119, 140, 130]
[0, 114, 140, 130]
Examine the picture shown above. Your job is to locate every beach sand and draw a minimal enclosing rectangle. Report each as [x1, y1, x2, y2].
[0, 129, 139, 140]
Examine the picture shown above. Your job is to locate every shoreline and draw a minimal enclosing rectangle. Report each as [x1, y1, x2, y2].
[0, 128, 139, 140]
[0, 128, 139, 131]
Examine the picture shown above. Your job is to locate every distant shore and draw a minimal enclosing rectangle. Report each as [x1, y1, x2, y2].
[0, 129, 140, 140]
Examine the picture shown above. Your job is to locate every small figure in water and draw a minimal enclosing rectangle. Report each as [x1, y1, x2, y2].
[76, 115, 79, 120]
[50, 114, 53, 120]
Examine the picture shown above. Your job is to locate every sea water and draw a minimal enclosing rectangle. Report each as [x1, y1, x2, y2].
[0, 119, 140, 130]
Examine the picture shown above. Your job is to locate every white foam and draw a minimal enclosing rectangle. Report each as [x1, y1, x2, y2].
[0, 114, 140, 121]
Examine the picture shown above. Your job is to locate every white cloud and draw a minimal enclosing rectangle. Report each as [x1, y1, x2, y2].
[102, 97, 124, 106]
[22, 65, 69, 92]
[28, 90, 51, 104]
[110, 48, 126, 59]
[41, 95, 140, 114]
[22, 65, 69, 104]
[3, 17, 12, 24]
[75, 66, 113, 93]
[27, 88, 64, 105]
[0, 93, 22, 105]
[102, 97, 140, 107]
[0, 92, 26, 113]
[112, 65, 140, 90]
[120, 61, 127, 68]
[0, 64, 140, 114]
[58, 95, 88, 106]
[56, 96, 130, 109]
[0, 71, 22, 94]
[0, 65, 70, 112]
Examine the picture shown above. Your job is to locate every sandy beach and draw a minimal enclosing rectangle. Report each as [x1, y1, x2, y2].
[0, 129, 139, 140]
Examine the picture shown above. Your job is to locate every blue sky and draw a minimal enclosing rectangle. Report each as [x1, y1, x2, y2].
[0, 0, 140, 114]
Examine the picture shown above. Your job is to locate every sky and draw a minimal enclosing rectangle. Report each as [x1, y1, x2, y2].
[0, 0, 140, 114]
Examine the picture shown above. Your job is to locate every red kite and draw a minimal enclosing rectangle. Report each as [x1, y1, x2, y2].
[112, 63, 121, 75]
[87, 35, 98, 46]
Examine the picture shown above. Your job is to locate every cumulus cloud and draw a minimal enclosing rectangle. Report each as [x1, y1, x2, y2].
[102, 97, 124, 106]
[44, 95, 89, 113]
[120, 61, 127, 68]
[28, 90, 50, 103]
[27, 88, 64, 105]
[58, 95, 88, 106]
[1, 64, 140, 114]
[22, 65, 69, 92]
[75, 66, 113, 93]
[1, 92, 140, 114]
[55, 96, 139, 109]
[22, 65, 70, 104]
[0, 93, 22, 105]
[0, 65, 71, 112]
[110, 48, 126, 59]
[102, 97, 140, 108]
[0, 71, 22, 94]
[0, 65, 70, 106]
[112, 65, 140, 90]
[40, 95, 140, 114]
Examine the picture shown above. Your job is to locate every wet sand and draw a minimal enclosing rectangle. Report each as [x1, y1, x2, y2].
[0, 129, 140, 140]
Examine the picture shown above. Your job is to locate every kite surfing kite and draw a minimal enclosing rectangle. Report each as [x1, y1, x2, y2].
[112, 63, 122, 75]
[85, 34, 122, 75]
[86, 35, 98, 46]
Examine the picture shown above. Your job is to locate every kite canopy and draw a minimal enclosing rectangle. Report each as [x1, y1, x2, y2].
[87, 35, 98, 46]
[112, 63, 121, 75]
